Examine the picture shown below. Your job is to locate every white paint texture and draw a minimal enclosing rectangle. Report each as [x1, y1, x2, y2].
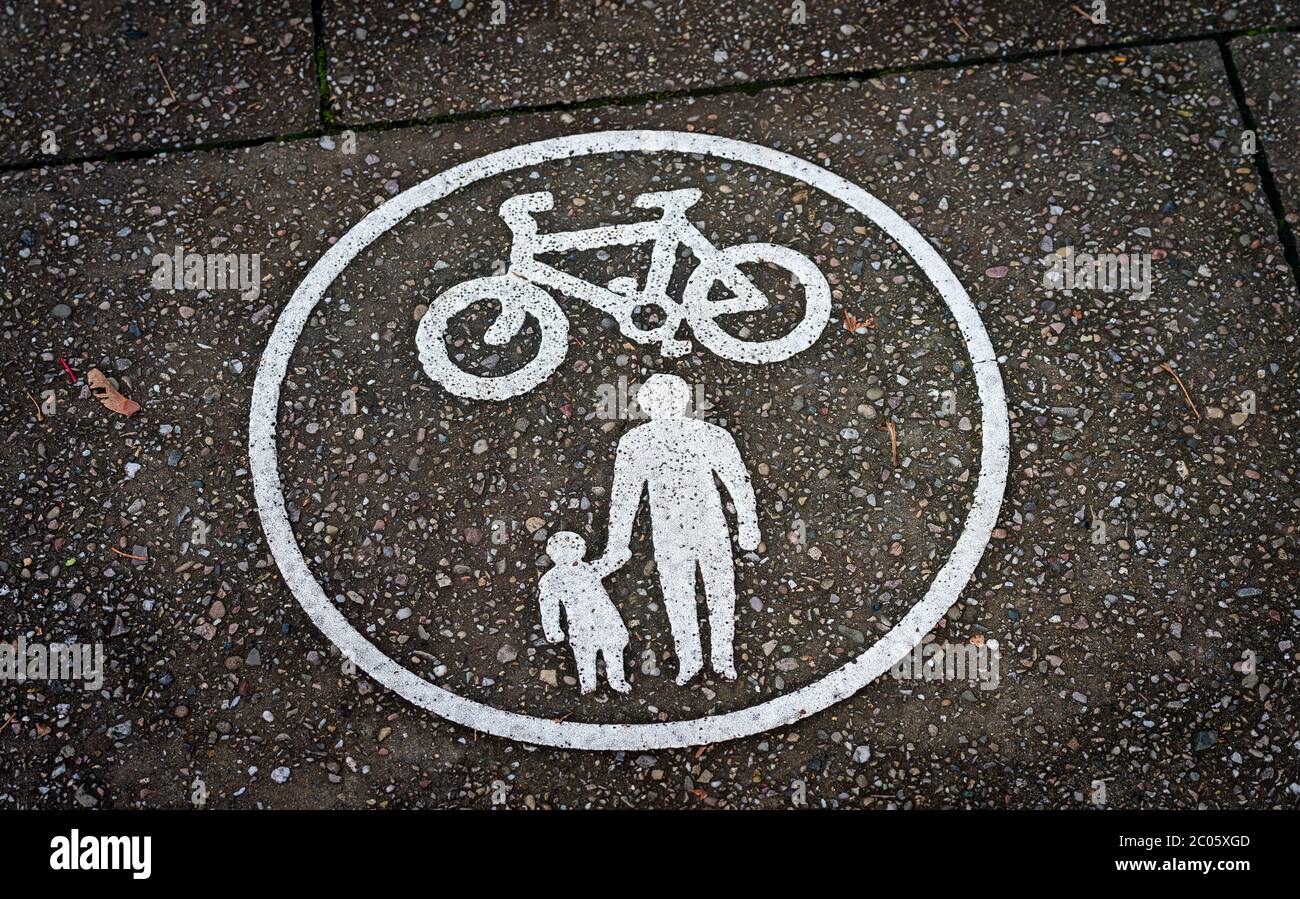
[250, 130, 1009, 750]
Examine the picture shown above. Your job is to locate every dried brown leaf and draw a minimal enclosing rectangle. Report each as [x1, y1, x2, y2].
[87, 368, 140, 417]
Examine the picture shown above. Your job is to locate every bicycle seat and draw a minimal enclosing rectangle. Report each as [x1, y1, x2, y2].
[499, 191, 555, 220]
[632, 188, 702, 213]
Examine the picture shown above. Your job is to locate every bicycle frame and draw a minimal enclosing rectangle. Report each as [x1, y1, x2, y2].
[497, 189, 757, 351]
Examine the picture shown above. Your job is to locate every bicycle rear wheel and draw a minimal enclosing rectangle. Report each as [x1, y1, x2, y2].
[416, 275, 568, 401]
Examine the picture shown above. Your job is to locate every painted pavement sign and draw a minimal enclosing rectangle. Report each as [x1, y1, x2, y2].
[251, 130, 1009, 750]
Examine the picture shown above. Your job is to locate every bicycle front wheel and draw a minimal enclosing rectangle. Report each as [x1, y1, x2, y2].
[416, 275, 568, 401]
[684, 243, 831, 364]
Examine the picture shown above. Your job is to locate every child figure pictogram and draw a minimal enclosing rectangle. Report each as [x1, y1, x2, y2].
[538, 531, 631, 694]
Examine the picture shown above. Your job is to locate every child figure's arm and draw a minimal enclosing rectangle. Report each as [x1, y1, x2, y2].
[538, 577, 564, 643]
[588, 555, 621, 579]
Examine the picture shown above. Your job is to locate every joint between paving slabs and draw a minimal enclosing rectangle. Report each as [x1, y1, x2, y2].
[3, 21, 1300, 185]
[311, 0, 335, 127]
[1216, 38, 1300, 297]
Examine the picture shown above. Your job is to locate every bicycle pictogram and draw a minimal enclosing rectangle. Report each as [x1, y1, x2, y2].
[416, 187, 832, 400]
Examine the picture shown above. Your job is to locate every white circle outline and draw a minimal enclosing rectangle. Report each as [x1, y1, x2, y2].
[249, 130, 1009, 750]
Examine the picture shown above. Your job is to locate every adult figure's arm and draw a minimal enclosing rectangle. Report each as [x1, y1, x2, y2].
[714, 429, 760, 550]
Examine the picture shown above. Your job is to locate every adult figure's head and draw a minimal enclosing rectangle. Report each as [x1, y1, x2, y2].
[638, 373, 690, 420]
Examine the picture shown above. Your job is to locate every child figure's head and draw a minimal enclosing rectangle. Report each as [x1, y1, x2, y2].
[546, 531, 586, 565]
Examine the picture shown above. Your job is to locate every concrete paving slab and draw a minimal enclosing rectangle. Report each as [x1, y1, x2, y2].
[1, 38, 1295, 806]
[322, 0, 1299, 124]
[0, 0, 319, 167]
[1232, 33, 1300, 228]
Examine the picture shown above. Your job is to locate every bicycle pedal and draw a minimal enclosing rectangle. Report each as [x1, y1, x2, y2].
[660, 339, 693, 358]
